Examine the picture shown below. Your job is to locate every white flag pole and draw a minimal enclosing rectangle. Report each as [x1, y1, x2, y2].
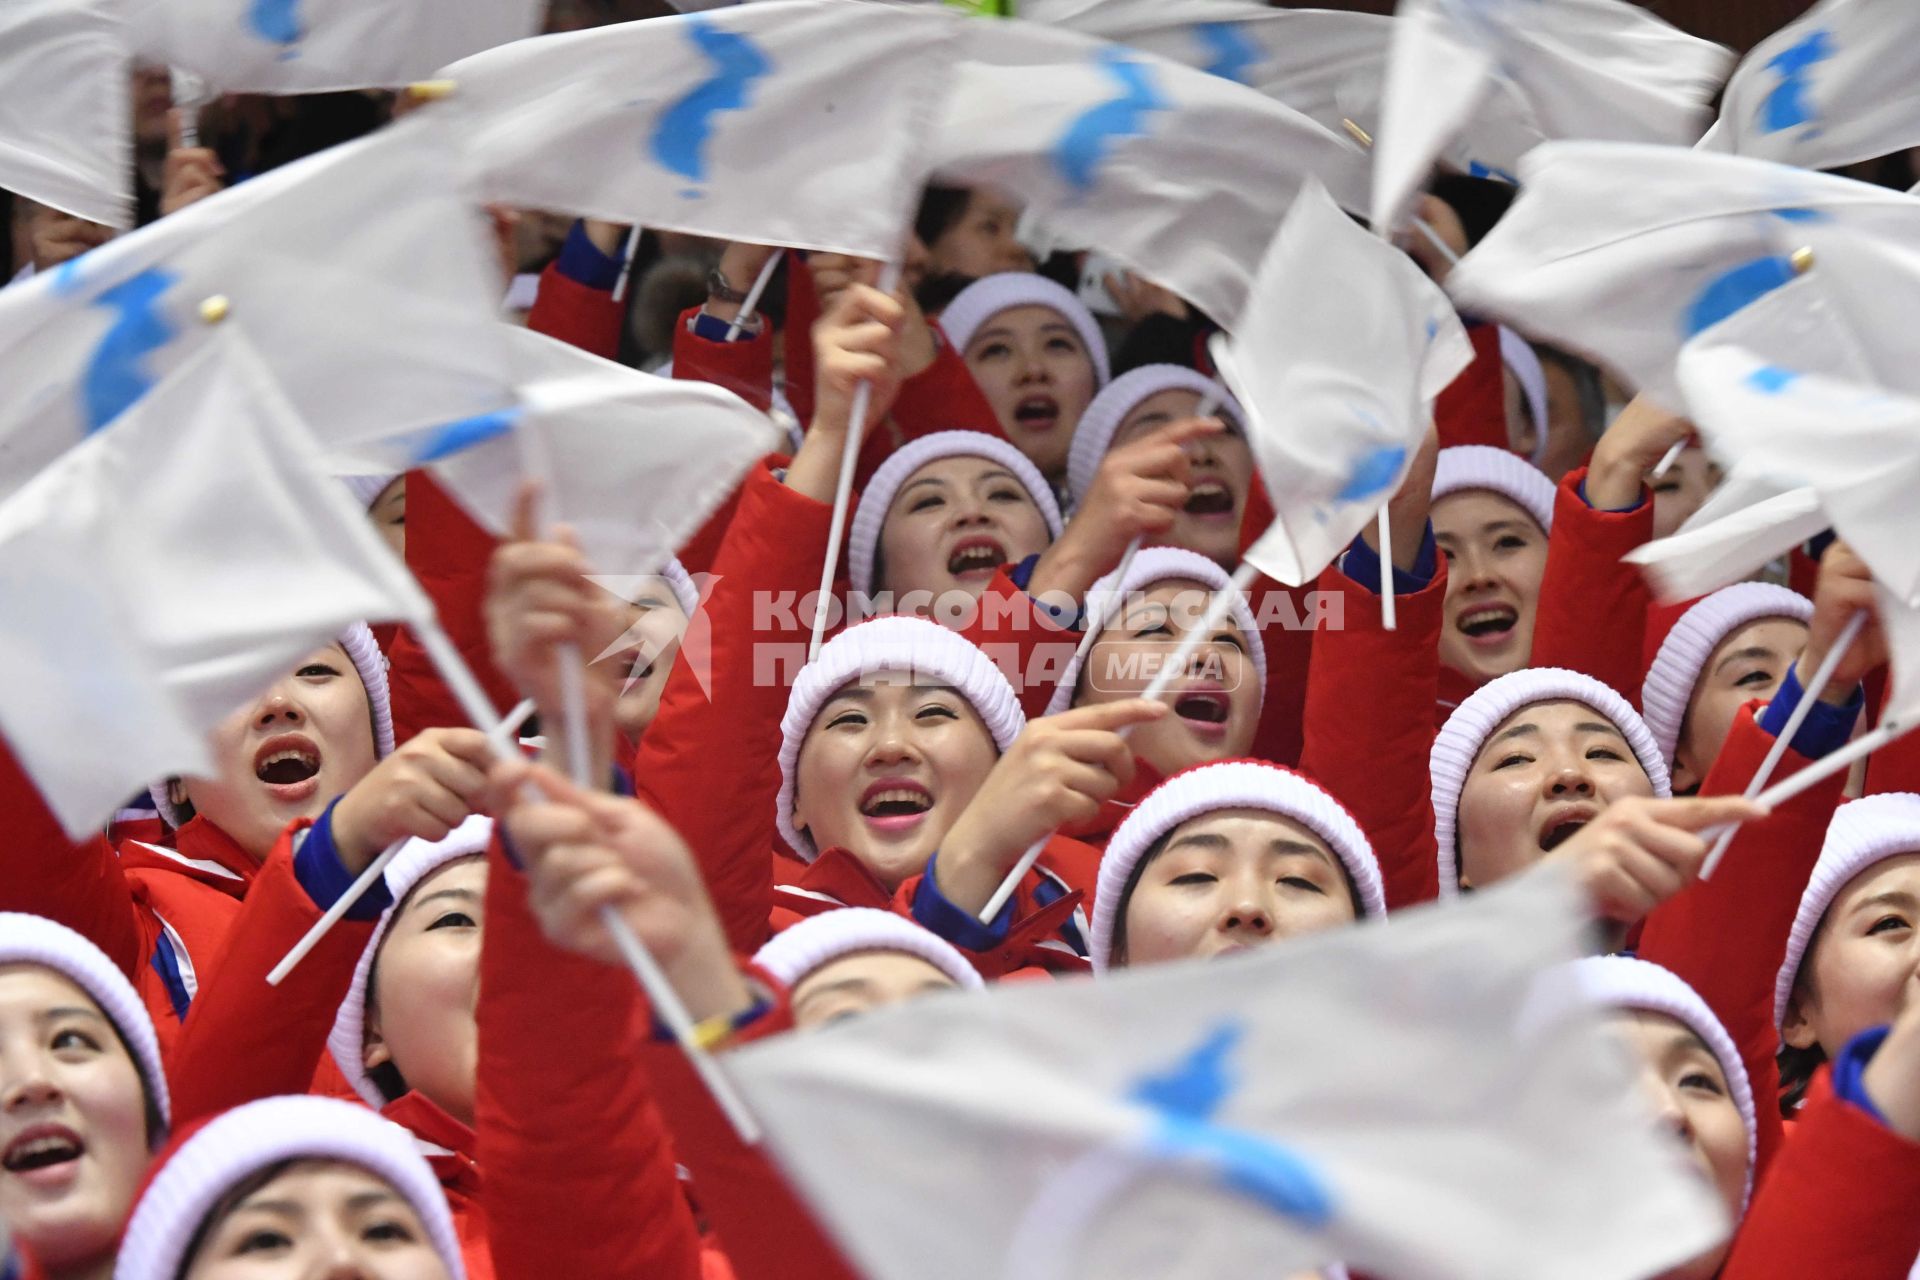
[978, 555, 1263, 924]
[1376, 503, 1397, 632]
[611, 225, 643, 304]
[170, 69, 209, 147]
[723, 251, 784, 343]
[1700, 611, 1868, 878]
[1649, 440, 1688, 482]
[810, 258, 904, 661]
[1749, 718, 1907, 812]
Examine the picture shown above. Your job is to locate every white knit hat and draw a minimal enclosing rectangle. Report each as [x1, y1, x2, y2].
[1496, 328, 1550, 467]
[114, 1095, 465, 1280]
[1641, 583, 1814, 766]
[1430, 668, 1671, 897]
[658, 557, 700, 619]
[777, 617, 1025, 860]
[328, 816, 494, 1108]
[151, 622, 395, 828]
[752, 907, 984, 992]
[937, 272, 1111, 382]
[1775, 793, 1920, 1035]
[1431, 444, 1557, 535]
[1090, 760, 1386, 972]
[1569, 955, 1757, 1210]
[1065, 364, 1242, 506]
[1044, 547, 1266, 718]
[0, 913, 169, 1136]
[339, 473, 400, 511]
[848, 431, 1064, 596]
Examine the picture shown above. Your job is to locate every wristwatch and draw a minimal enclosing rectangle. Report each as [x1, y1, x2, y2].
[706, 267, 751, 304]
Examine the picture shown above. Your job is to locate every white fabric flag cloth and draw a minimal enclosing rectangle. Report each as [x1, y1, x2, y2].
[0, 110, 515, 502]
[0, 0, 131, 227]
[1371, 0, 1731, 238]
[926, 16, 1367, 331]
[437, 1, 954, 257]
[0, 329, 431, 838]
[431, 326, 782, 583]
[1444, 142, 1920, 409]
[1698, 0, 1920, 171]
[1214, 180, 1469, 586]
[121, 0, 542, 93]
[730, 868, 1728, 1280]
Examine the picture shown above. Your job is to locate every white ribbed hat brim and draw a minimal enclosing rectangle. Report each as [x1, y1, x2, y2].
[1431, 444, 1556, 535]
[752, 906, 983, 992]
[113, 1095, 465, 1280]
[1430, 668, 1671, 897]
[0, 913, 169, 1133]
[1775, 793, 1920, 1034]
[1044, 546, 1266, 719]
[776, 618, 1024, 860]
[848, 431, 1064, 597]
[340, 473, 400, 511]
[328, 816, 494, 1108]
[1091, 760, 1385, 973]
[936, 272, 1110, 383]
[1641, 583, 1812, 766]
[1065, 364, 1241, 507]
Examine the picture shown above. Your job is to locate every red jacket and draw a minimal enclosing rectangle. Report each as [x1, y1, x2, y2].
[1432, 322, 1510, 451]
[1529, 466, 1655, 706]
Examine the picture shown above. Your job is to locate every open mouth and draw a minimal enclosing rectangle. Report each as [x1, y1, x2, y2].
[859, 779, 934, 832]
[3, 1125, 84, 1179]
[1173, 688, 1232, 738]
[1183, 480, 1235, 518]
[1455, 603, 1519, 645]
[253, 734, 322, 802]
[946, 536, 1008, 581]
[1012, 395, 1061, 433]
[1537, 808, 1597, 853]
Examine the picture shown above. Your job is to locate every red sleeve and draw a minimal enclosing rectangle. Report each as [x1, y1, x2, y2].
[1635, 706, 1843, 1182]
[166, 826, 372, 1126]
[0, 734, 146, 981]
[525, 261, 623, 362]
[635, 466, 835, 954]
[958, 568, 1079, 723]
[476, 835, 704, 1280]
[1236, 485, 1312, 769]
[1432, 323, 1509, 451]
[1865, 722, 1920, 796]
[1721, 1071, 1920, 1279]
[671, 305, 776, 414]
[1300, 559, 1446, 911]
[1529, 466, 1655, 705]
[386, 471, 520, 745]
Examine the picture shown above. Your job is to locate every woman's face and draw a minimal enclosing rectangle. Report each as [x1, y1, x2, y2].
[600, 577, 690, 741]
[1077, 582, 1258, 780]
[791, 675, 1000, 890]
[789, 952, 959, 1030]
[961, 305, 1100, 478]
[1785, 853, 1920, 1060]
[368, 477, 406, 562]
[876, 455, 1053, 606]
[1607, 1010, 1748, 1269]
[1109, 391, 1255, 568]
[1455, 700, 1655, 890]
[926, 189, 1034, 280]
[1433, 491, 1549, 686]
[364, 858, 487, 1128]
[1116, 809, 1358, 969]
[1672, 617, 1808, 794]
[183, 643, 379, 860]
[183, 1159, 450, 1280]
[0, 966, 149, 1277]
[1651, 447, 1721, 542]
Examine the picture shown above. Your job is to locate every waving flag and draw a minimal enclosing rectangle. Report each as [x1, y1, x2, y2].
[0, 0, 131, 227]
[732, 868, 1727, 1280]
[1443, 142, 1919, 408]
[0, 110, 513, 501]
[0, 330, 432, 837]
[121, 0, 542, 93]
[1371, 0, 1730, 238]
[1699, 0, 1920, 172]
[1210, 180, 1468, 586]
[431, 327, 781, 581]
[436, 1, 955, 258]
[925, 15, 1367, 329]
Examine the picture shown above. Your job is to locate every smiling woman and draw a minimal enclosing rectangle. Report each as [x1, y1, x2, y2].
[1430, 446, 1558, 689]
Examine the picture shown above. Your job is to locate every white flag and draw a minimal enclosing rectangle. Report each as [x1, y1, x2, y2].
[0, 110, 515, 501]
[1699, 0, 1920, 172]
[1371, 0, 1730, 238]
[1213, 180, 1469, 587]
[1444, 142, 1920, 408]
[121, 0, 542, 94]
[0, 0, 131, 227]
[925, 15, 1368, 329]
[436, 2, 955, 258]
[1623, 479, 1828, 605]
[731, 868, 1727, 1280]
[0, 330, 431, 838]
[431, 327, 782, 581]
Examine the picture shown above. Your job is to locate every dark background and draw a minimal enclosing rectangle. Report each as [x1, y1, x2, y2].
[1274, 0, 1815, 52]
